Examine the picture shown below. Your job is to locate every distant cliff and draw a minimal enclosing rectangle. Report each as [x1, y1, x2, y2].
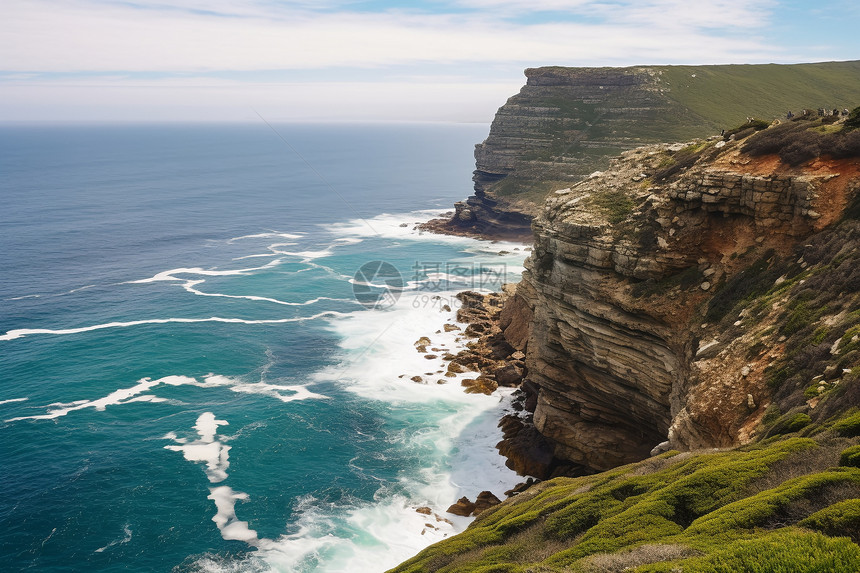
[428, 60, 860, 239]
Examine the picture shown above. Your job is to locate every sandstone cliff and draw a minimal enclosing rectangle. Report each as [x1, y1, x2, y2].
[517, 117, 860, 472]
[428, 61, 860, 239]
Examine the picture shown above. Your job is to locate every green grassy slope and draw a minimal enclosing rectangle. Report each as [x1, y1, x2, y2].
[389, 424, 860, 573]
[660, 61, 860, 131]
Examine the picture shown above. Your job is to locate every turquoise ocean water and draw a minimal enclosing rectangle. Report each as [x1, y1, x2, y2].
[0, 124, 528, 572]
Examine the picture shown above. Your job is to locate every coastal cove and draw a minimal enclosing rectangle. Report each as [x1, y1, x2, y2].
[0, 123, 531, 572]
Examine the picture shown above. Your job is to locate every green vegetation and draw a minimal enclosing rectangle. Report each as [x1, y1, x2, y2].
[722, 119, 771, 141]
[741, 116, 860, 166]
[833, 411, 860, 437]
[389, 436, 860, 573]
[799, 499, 860, 543]
[660, 62, 860, 132]
[586, 190, 636, 224]
[704, 250, 781, 322]
[841, 445, 860, 468]
[765, 413, 812, 437]
[652, 143, 711, 182]
[846, 106, 860, 130]
[701, 220, 860, 421]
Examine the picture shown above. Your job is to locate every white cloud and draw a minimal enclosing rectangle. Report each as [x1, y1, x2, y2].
[2, 0, 840, 121]
[1, 0, 784, 74]
[451, 0, 776, 28]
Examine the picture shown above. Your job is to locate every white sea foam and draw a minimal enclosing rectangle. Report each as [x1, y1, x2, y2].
[269, 248, 335, 261]
[166, 414, 266, 549]
[333, 237, 363, 245]
[279, 302, 526, 570]
[313, 287, 492, 405]
[178, 228, 530, 572]
[165, 412, 231, 483]
[5, 374, 327, 422]
[5, 376, 173, 422]
[325, 210, 452, 240]
[229, 381, 330, 403]
[227, 231, 305, 243]
[244, 391, 524, 573]
[208, 486, 263, 546]
[0, 397, 29, 405]
[256, 493, 463, 573]
[8, 284, 100, 301]
[129, 259, 283, 284]
[326, 210, 528, 251]
[231, 252, 284, 261]
[0, 312, 347, 342]
[183, 279, 356, 308]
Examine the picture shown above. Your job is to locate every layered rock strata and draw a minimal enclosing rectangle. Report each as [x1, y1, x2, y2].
[516, 136, 858, 471]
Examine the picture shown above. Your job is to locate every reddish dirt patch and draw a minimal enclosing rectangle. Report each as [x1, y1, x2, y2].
[810, 158, 860, 229]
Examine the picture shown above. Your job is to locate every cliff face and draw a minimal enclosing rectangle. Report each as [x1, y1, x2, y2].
[390, 106, 860, 573]
[434, 61, 860, 239]
[517, 130, 860, 472]
[445, 66, 687, 239]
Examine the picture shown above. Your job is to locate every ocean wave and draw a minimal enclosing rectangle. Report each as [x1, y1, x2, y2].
[0, 312, 348, 342]
[227, 231, 305, 243]
[128, 259, 283, 284]
[5, 374, 328, 423]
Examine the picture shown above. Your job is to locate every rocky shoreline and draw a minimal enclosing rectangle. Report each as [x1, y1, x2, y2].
[406, 285, 587, 519]
[418, 209, 534, 243]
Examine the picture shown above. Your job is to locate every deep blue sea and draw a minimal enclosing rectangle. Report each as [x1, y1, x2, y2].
[0, 123, 529, 572]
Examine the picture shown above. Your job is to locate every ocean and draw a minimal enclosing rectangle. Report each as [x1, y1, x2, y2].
[0, 123, 528, 572]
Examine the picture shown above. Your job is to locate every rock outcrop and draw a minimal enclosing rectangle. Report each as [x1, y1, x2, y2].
[514, 127, 860, 471]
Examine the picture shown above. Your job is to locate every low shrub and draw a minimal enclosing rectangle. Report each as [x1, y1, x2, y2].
[824, 129, 860, 159]
[766, 413, 812, 437]
[779, 131, 822, 166]
[705, 251, 778, 322]
[845, 105, 860, 130]
[659, 529, 860, 573]
[723, 119, 770, 140]
[839, 445, 860, 468]
[833, 411, 860, 437]
[742, 116, 860, 165]
[742, 121, 809, 156]
[799, 499, 860, 543]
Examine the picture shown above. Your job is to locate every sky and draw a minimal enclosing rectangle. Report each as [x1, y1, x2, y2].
[1, 0, 858, 123]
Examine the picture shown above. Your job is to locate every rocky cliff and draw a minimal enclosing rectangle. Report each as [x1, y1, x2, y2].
[519, 117, 860, 472]
[389, 111, 860, 573]
[426, 61, 860, 239]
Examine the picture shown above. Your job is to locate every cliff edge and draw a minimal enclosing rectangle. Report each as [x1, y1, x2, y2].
[424, 61, 860, 240]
